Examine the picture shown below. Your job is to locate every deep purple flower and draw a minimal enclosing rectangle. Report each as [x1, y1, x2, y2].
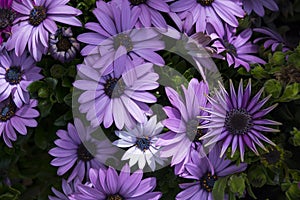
[254, 27, 290, 52]
[6, 0, 82, 61]
[113, 115, 165, 171]
[112, 0, 170, 28]
[49, 27, 80, 63]
[199, 80, 281, 162]
[49, 178, 80, 200]
[212, 26, 266, 71]
[156, 78, 209, 175]
[243, 0, 278, 17]
[77, 0, 165, 69]
[0, 49, 43, 107]
[0, 98, 39, 147]
[170, 0, 244, 36]
[176, 144, 247, 200]
[0, 0, 16, 45]
[74, 56, 159, 130]
[71, 164, 162, 200]
[49, 118, 117, 182]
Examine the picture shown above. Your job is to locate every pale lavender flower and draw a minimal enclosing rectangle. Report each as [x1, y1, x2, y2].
[156, 78, 209, 175]
[49, 179, 80, 200]
[243, 0, 278, 17]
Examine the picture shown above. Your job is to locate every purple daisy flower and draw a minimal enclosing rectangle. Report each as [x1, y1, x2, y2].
[176, 144, 247, 200]
[77, 0, 165, 68]
[199, 80, 281, 162]
[49, 118, 117, 182]
[212, 26, 266, 71]
[6, 0, 82, 61]
[49, 178, 80, 200]
[112, 0, 171, 28]
[113, 115, 165, 171]
[71, 164, 162, 200]
[254, 27, 290, 52]
[170, 0, 245, 36]
[243, 0, 278, 17]
[0, 49, 43, 107]
[49, 27, 80, 63]
[156, 78, 209, 175]
[74, 56, 159, 130]
[0, 98, 39, 147]
[0, 0, 16, 45]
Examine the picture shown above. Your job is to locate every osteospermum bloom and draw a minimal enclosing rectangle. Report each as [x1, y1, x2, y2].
[74, 56, 159, 130]
[77, 0, 165, 70]
[0, 0, 16, 45]
[0, 98, 39, 147]
[254, 27, 290, 52]
[176, 145, 247, 199]
[6, 0, 82, 61]
[199, 80, 281, 162]
[49, 118, 117, 182]
[113, 115, 164, 171]
[49, 27, 80, 63]
[243, 0, 278, 17]
[112, 0, 170, 28]
[49, 179, 80, 200]
[0, 49, 43, 107]
[170, 0, 244, 36]
[156, 78, 209, 175]
[212, 26, 266, 71]
[71, 164, 162, 200]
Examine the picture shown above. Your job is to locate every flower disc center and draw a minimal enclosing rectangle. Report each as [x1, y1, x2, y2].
[29, 6, 47, 26]
[5, 66, 22, 85]
[0, 8, 16, 29]
[225, 109, 252, 135]
[113, 34, 133, 52]
[197, 0, 214, 6]
[104, 78, 126, 98]
[136, 137, 151, 151]
[77, 143, 94, 162]
[56, 37, 72, 52]
[0, 99, 16, 122]
[129, 0, 147, 6]
[107, 194, 124, 200]
[200, 172, 218, 192]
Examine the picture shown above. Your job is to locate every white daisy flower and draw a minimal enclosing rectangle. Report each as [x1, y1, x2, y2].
[113, 115, 165, 171]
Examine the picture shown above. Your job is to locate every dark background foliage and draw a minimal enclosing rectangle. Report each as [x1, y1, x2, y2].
[1, 0, 300, 199]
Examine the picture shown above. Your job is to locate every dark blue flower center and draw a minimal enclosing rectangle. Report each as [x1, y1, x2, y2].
[224, 40, 237, 56]
[225, 109, 252, 135]
[197, 0, 214, 6]
[29, 6, 47, 26]
[56, 37, 72, 51]
[5, 66, 22, 85]
[136, 137, 151, 151]
[129, 0, 147, 6]
[113, 33, 133, 52]
[0, 8, 16, 29]
[0, 99, 16, 122]
[104, 78, 126, 98]
[107, 194, 123, 200]
[200, 172, 218, 192]
[77, 143, 94, 162]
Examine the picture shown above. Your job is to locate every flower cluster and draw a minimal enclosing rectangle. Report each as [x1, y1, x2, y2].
[1, 0, 296, 199]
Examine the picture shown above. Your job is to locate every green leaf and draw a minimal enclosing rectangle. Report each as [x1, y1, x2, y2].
[37, 88, 49, 99]
[50, 64, 66, 79]
[248, 165, 267, 188]
[228, 174, 246, 196]
[279, 83, 300, 102]
[264, 79, 282, 98]
[27, 81, 46, 93]
[212, 176, 229, 200]
[44, 77, 58, 90]
[270, 51, 286, 65]
[251, 65, 269, 79]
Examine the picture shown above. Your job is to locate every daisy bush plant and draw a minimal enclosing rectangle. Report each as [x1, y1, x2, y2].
[1, 0, 300, 199]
